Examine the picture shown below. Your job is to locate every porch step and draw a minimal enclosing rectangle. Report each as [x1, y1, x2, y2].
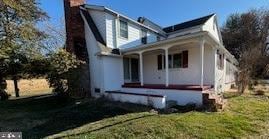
[166, 100, 177, 108]
[202, 90, 226, 111]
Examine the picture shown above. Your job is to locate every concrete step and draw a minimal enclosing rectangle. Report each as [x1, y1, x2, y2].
[203, 91, 226, 111]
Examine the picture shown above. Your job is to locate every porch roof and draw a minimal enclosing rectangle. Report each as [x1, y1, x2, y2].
[121, 31, 209, 54]
[121, 31, 238, 65]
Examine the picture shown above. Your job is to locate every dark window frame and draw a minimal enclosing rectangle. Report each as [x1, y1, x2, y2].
[119, 20, 128, 39]
[157, 51, 188, 70]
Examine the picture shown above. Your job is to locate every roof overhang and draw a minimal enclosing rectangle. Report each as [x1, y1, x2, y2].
[122, 31, 238, 65]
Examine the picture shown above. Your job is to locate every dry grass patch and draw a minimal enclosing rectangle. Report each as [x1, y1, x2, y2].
[6, 79, 52, 96]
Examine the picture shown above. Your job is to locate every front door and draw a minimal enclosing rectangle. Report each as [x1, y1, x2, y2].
[131, 58, 139, 82]
[123, 58, 139, 83]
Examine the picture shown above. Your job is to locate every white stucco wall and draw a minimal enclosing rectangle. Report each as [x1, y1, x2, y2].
[84, 19, 104, 97]
[142, 45, 214, 85]
[103, 56, 124, 91]
[121, 88, 203, 106]
[106, 92, 166, 109]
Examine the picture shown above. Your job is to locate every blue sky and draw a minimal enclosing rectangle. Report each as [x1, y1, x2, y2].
[39, 0, 269, 27]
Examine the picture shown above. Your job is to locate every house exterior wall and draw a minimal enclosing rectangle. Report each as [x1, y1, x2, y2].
[89, 10, 159, 49]
[103, 56, 124, 91]
[121, 88, 203, 106]
[224, 61, 237, 90]
[105, 92, 166, 109]
[142, 45, 214, 85]
[202, 16, 220, 42]
[84, 19, 104, 97]
[215, 53, 226, 92]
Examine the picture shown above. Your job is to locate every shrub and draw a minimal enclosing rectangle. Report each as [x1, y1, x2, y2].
[46, 49, 84, 95]
[0, 80, 9, 100]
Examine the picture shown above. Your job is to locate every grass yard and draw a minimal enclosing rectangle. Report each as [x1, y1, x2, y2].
[0, 92, 268, 139]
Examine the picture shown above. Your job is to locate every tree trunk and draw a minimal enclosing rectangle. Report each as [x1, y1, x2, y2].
[13, 77, 19, 97]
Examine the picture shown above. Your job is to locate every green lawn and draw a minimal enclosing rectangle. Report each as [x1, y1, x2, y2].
[0, 92, 268, 139]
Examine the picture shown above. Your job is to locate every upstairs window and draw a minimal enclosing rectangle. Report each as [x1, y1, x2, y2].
[120, 20, 128, 39]
[141, 29, 147, 44]
[217, 50, 224, 70]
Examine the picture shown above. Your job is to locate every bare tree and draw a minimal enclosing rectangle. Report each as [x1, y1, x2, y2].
[222, 8, 269, 93]
[41, 17, 66, 53]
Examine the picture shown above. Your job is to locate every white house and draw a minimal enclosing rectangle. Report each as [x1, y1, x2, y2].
[72, 4, 238, 109]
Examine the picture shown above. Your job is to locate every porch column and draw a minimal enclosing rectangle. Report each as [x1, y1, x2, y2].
[139, 52, 144, 86]
[213, 47, 217, 91]
[165, 48, 169, 87]
[200, 39, 205, 87]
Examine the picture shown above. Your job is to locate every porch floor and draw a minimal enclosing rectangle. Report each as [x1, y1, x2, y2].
[122, 83, 213, 91]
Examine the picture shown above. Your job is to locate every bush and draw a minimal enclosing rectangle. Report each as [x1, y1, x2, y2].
[46, 49, 83, 95]
[0, 80, 9, 100]
[0, 91, 9, 100]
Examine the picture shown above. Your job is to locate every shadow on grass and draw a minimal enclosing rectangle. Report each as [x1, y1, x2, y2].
[0, 95, 151, 139]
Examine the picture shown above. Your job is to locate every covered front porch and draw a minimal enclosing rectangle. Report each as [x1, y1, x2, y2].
[121, 33, 217, 90]
[105, 32, 223, 108]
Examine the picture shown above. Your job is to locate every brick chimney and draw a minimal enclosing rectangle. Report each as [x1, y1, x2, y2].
[64, 0, 87, 60]
[63, 0, 91, 97]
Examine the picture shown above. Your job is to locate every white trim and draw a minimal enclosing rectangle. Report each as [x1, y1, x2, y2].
[200, 39, 205, 87]
[139, 52, 144, 86]
[165, 48, 169, 87]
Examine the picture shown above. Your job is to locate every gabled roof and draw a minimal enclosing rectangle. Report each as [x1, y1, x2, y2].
[163, 14, 215, 33]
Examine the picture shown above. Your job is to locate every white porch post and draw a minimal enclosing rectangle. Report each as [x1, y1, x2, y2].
[200, 39, 205, 87]
[213, 47, 217, 91]
[165, 48, 169, 87]
[139, 52, 144, 86]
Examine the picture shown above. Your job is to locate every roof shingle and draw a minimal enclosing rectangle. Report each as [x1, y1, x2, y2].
[163, 14, 215, 33]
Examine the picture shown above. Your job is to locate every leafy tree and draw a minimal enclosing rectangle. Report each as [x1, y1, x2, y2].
[222, 8, 269, 93]
[0, 0, 48, 97]
[46, 49, 83, 95]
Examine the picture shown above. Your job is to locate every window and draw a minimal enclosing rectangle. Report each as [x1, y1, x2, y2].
[168, 55, 172, 68]
[157, 51, 188, 70]
[173, 53, 182, 68]
[157, 55, 162, 70]
[123, 58, 130, 80]
[217, 50, 224, 70]
[141, 29, 147, 44]
[120, 20, 128, 38]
